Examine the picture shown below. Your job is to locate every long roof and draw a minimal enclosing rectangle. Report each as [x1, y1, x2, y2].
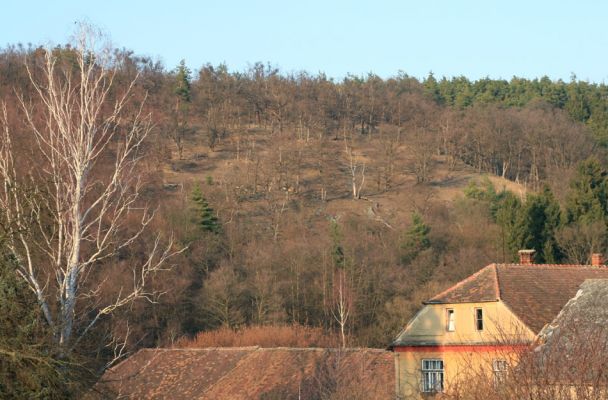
[426, 263, 608, 333]
[90, 347, 394, 399]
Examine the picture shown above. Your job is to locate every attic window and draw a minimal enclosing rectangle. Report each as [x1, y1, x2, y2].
[446, 309, 455, 332]
[475, 308, 484, 331]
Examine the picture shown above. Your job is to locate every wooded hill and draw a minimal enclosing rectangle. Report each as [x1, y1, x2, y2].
[2, 40, 608, 397]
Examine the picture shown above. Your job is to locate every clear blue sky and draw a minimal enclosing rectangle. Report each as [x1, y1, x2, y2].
[2, 0, 608, 82]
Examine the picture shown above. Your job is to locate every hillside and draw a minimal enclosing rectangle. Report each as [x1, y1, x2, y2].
[160, 126, 528, 232]
[2, 43, 607, 398]
[140, 124, 537, 348]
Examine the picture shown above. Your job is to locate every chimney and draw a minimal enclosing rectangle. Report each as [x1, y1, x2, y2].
[591, 253, 604, 266]
[518, 249, 536, 265]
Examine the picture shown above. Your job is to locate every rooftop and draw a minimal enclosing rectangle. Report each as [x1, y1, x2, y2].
[91, 347, 394, 399]
[426, 263, 608, 333]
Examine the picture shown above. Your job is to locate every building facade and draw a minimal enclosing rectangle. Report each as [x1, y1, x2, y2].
[391, 251, 608, 399]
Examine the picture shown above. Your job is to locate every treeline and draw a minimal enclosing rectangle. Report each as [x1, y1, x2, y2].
[187, 62, 599, 184]
[1, 45, 603, 185]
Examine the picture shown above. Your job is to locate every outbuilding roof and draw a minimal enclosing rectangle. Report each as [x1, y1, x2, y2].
[90, 347, 394, 399]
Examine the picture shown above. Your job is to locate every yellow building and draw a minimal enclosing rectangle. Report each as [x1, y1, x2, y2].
[390, 251, 608, 399]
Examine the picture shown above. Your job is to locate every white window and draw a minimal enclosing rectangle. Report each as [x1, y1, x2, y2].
[492, 359, 508, 386]
[475, 308, 484, 331]
[446, 309, 455, 332]
[421, 359, 444, 393]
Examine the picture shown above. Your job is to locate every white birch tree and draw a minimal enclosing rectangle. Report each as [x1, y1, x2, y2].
[0, 24, 181, 354]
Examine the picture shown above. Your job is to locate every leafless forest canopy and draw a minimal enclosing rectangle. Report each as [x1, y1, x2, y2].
[1, 40, 608, 396]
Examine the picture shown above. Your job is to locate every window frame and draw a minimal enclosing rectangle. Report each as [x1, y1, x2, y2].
[421, 359, 444, 393]
[475, 307, 484, 331]
[446, 308, 455, 332]
[492, 359, 508, 386]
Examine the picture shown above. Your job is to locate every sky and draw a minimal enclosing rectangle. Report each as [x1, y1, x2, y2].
[2, 0, 608, 82]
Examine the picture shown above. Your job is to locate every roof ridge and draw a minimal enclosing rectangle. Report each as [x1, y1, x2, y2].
[426, 264, 498, 303]
[167, 346, 261, 351]
[147, 346, 387, 353]
[496, 263, 605, 268]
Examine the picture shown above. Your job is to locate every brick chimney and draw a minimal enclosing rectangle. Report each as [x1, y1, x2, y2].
[518, 249, 536, 265]
[591, 253, 604, 266]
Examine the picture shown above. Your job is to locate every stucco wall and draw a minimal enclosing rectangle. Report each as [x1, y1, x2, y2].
[394, 347, 522, 399]
[395, 301, 533, 345]
[393, 301, 534, 399]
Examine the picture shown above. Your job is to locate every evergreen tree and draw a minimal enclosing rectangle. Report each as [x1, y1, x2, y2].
[174, 59, 192, 103]
[512, 187, 562, 263]
[329, 219, 345, 269]
[400, 212, 431, 265]
[423, 72, 442, 104]
[191, 184, 220, 234]
[495, 191, 522, 262]
[565, 158, 608, 225]
[495, 187, 561, 263]
[565, 79, 591, 122]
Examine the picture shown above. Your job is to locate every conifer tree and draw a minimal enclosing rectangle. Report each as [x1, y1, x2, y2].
[496, 191, 522, 262]
[191, 184, 220, 234]
[169, 60, 192, 159]
[495, 187, 562, 263]
[174, 59, 192, 103]
[400, 212, 431, 265]
[565, 158, 608, 225]
[329, 219, 345, 269]
[513, 187, 562, 263]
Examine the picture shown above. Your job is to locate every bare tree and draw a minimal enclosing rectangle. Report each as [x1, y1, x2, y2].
[0, 24, 181, 354]
[332, 269, 352, 348]
[345, 144, 366, 200]
[554, 222, 607, 264]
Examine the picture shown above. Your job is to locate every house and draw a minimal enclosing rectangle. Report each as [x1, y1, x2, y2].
[390, 250, 608, 399]
[90, 347, 394, 399]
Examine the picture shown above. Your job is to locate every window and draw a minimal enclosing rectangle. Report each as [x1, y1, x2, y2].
[475, 308, 484, 331]
[421, 359, 444, 393]
[446, 309, 455, 332]
[492, 359, 508, 386]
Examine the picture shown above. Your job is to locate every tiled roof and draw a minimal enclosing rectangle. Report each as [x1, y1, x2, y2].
[91, 347, 394, 399]
[426, 264, 499, 304]
[90, 347, 253, 399]
[426, 263, 608, 333]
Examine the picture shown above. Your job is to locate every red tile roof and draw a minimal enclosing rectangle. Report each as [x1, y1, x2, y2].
[426, 263, 608, 333]
[92, 347, 394, 399]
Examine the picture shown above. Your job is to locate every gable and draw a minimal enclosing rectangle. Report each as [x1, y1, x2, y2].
[393, 302, 534, 347]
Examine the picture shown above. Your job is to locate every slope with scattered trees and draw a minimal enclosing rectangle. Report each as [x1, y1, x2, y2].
[1, 25, 608, 396]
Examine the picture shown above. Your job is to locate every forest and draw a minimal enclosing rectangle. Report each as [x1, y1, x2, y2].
[2, 29, 608, 397]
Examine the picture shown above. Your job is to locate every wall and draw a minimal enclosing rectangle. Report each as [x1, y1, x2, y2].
[393, 301, 534, 399]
